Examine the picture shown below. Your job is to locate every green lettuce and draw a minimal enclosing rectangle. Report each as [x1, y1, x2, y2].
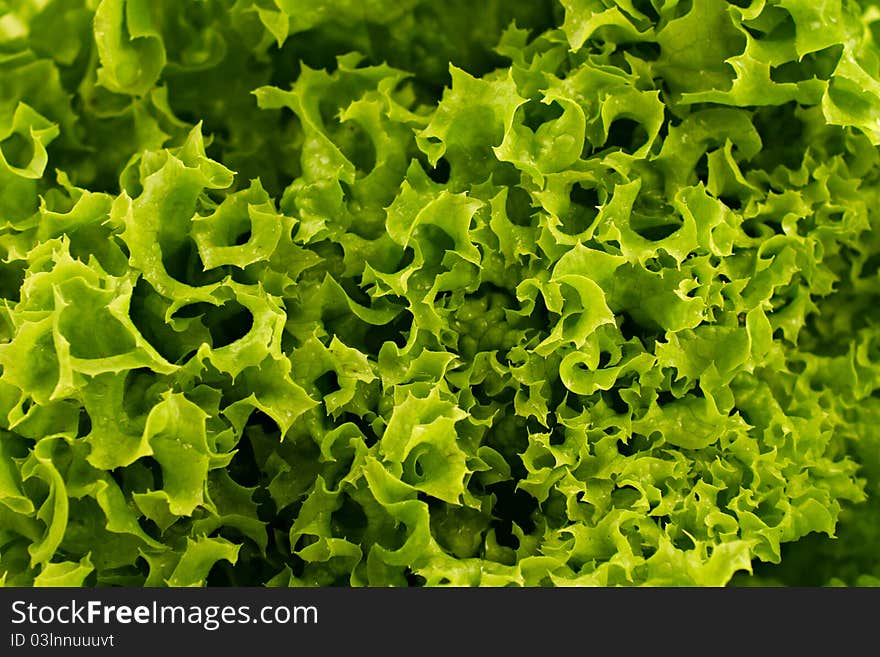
[0, 0, 878, 587]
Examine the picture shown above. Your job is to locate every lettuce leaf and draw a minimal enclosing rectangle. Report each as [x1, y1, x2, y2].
[0, 0, 878, 587]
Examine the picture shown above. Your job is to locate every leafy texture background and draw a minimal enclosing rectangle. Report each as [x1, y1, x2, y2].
[0, 0, 878, 586]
